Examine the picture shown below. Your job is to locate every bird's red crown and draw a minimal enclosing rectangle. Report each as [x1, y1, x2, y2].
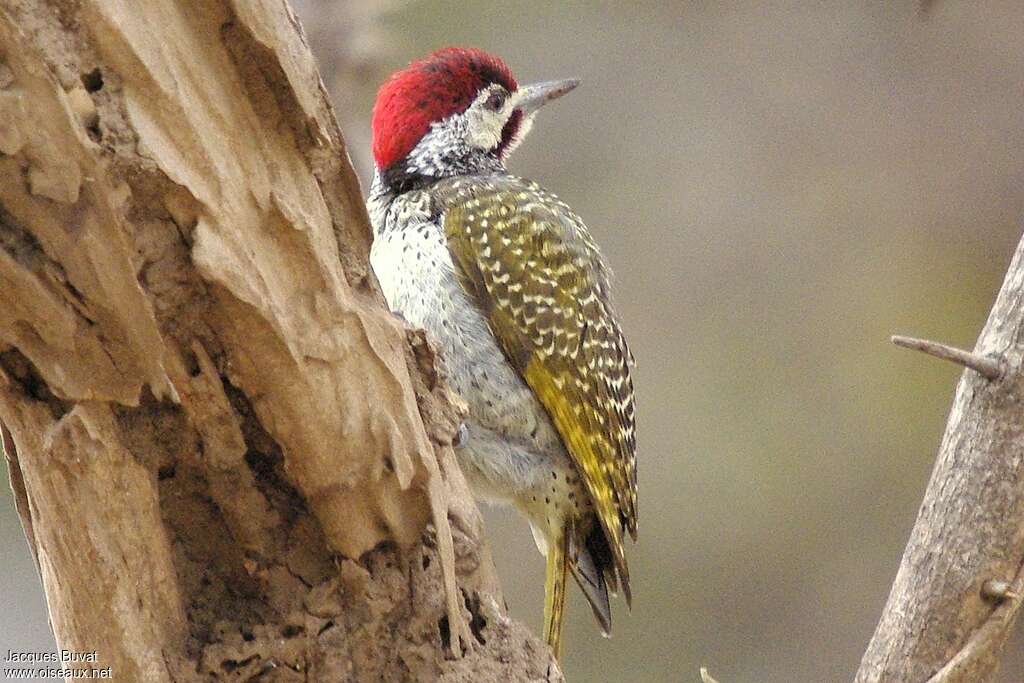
[372, 47, 519, 170]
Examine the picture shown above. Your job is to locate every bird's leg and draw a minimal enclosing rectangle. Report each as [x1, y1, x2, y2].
[441, 434, 485, 544]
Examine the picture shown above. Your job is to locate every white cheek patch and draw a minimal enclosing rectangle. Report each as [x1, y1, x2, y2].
[464, 107, 505, 150]
[460, 89, 514, 152]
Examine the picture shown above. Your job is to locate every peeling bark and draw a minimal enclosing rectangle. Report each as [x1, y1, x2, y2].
[0, 0, 556, 680]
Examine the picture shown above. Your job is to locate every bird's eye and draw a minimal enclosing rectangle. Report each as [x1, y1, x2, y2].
[484, 90, 506, 112]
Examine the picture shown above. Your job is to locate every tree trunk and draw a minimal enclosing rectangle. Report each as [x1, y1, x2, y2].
[855, 232, 1024, 682]
[0, 0, 557, 680]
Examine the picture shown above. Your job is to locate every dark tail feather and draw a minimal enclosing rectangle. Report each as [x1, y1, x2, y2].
[570, 545, 611, 635]
[570, 523, 617, 635]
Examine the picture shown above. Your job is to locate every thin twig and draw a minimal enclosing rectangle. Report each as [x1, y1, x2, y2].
[700, 667, 721, 683]
[891, 335, 1002, 380]
[925, 557, 1024, 682]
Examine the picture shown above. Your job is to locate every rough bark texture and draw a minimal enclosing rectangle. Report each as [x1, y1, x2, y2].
[855, 232, 1024, 682]
[0, 0, 557, 680]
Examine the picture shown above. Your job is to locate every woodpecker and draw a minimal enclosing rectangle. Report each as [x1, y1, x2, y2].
[367, 47, 637, 658]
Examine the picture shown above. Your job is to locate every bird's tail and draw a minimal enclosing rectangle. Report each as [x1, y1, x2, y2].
[570, 522, 613, 636]
[543, 534, 570, 659]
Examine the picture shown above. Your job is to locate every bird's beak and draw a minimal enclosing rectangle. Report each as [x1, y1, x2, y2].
[514, 78, 580, 116]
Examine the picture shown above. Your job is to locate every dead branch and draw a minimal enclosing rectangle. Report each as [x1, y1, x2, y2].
[0, 0, 554, 680]
[891, 335, 1003, 380]
[855, 233, 1024, 682]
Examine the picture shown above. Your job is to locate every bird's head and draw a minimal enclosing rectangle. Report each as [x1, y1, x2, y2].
[371, 47, 578, 188]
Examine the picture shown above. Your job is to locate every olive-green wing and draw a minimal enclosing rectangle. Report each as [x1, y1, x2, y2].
[439, 175, 637, 593]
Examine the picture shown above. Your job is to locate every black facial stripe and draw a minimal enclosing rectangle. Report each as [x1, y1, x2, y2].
[494, 109, 523, 158]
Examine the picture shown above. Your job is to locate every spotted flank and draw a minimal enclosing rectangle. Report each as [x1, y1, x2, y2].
[438, 175, 638, 599]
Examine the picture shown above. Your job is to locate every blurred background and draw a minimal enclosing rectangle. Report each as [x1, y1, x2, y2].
[3, 1, 1024, 681]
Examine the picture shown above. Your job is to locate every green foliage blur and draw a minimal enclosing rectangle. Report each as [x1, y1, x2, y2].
[3, 2, 1023, 681]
